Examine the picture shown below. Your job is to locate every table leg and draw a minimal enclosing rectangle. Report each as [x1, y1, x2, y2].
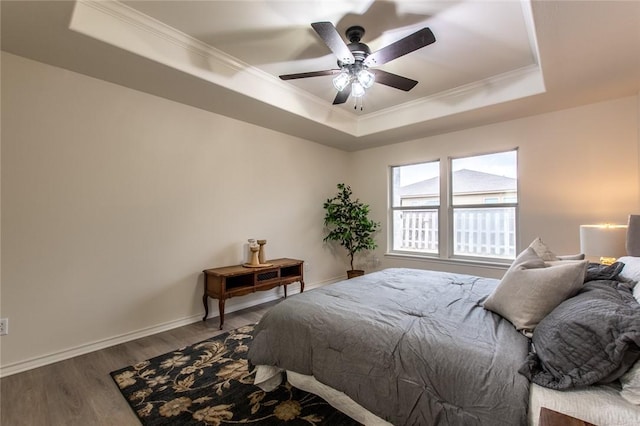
[202, 294, 209, 321]
[284, 284, 288, 298]
[218, 298, 226, 330]
[300, 279, 305, 292]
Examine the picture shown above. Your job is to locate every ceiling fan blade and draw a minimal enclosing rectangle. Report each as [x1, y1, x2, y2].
[372, 69, 418, 91]
[279, 69, 341, 80]
[364, 27, 436, 67]
[311, 22, 355, 65]
[333, 86, 352, 104]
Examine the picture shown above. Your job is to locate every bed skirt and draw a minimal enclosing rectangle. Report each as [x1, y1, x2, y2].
[256, 365, 640, 426]
[254, 365, 391, 425]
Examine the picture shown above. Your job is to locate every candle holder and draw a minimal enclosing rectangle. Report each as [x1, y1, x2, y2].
[257, 239, 267, 264]
[248, 244, 260, 266]
[243, 238, 273, 268]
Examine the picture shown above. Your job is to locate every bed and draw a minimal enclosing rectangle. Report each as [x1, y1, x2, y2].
[248, 228, 640, 425]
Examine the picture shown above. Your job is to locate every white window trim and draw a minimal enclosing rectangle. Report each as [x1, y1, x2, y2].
[388, 149, 518, 266]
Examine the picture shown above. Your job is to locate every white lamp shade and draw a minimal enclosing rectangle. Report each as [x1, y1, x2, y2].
[351, 81, 365, 98]
[332, 71, 351, 91]
[357, 68, 375, 88]
[579, 224, 627, 260]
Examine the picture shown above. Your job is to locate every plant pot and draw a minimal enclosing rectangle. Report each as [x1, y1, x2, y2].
[347, 269, 365, 279]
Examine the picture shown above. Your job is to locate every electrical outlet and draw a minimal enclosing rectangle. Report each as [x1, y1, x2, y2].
[0, 318, 8, 336]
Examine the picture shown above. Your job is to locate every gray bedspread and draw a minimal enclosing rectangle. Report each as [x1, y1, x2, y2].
[248, 268, 530, 425]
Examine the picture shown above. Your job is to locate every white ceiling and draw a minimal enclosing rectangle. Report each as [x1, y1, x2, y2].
[2, 1, 640, 151]
[121, 0, 536, 113]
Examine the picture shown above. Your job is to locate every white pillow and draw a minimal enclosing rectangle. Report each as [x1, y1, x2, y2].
[618, 256, 640, 283]
[617, 256, 640, 303]
[617, 256, 640, 404]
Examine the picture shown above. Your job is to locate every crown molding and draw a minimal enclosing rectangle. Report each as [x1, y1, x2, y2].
[358, 64, 546, 135]
[70, 0, 358, 134]
[69, 0, 544, 139]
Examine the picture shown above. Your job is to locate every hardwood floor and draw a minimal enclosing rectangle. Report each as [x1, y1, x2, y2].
[0, 300, 279, 426]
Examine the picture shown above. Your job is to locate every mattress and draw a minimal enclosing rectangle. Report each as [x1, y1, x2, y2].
[529, 383, 640, 426]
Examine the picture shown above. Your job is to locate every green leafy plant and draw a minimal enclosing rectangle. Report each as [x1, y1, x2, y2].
[323, 183, 380, 271]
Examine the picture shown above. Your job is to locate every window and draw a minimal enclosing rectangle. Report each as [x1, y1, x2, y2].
[451, 151, 517, 259]
[390, 160, 440, 254]
[390, 150, 518, 261]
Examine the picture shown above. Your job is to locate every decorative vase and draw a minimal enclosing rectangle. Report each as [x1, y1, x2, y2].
[249, 245, 260, 266]
[247, 239, 258, 265]
[257, 239, 267, 264]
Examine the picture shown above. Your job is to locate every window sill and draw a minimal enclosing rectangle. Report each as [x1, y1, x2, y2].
[384, 252, 511, 271]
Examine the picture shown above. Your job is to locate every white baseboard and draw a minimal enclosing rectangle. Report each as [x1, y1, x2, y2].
[0, 276, 342, 378]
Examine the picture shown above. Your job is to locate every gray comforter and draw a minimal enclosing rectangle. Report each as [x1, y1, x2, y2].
[248, 268, 530, 425]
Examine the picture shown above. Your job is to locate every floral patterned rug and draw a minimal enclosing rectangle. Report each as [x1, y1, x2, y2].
[110, 324, 360, 425]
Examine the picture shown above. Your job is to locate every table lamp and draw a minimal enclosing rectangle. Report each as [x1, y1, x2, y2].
[579, 224, 627, 265]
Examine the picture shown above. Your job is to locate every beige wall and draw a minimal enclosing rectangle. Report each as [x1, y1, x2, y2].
[351, 95, 640, 278]
[0, 52, 351, 374]
[2, 50, 639, 375]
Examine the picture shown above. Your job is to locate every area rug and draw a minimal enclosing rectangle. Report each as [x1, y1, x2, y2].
[110, 324, 360, 425]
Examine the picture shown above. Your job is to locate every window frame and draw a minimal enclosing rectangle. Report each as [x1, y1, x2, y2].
[388, 148, 519, 264]
[389, 159, 441, 256]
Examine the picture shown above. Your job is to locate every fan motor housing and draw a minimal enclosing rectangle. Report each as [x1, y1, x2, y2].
[346, 26, 365, 42]
[337, 25, 370, 66]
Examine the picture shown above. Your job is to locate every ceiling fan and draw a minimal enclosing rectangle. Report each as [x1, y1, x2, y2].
[279, 22, 436, 106]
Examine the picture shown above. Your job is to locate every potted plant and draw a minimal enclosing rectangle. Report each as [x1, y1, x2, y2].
[323, 183, 380, 278]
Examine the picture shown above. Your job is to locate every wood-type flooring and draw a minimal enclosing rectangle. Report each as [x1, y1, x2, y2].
[0, 301, 278, 426]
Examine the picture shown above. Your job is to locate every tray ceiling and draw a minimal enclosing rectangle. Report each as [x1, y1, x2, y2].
[2, 1, 639, 151]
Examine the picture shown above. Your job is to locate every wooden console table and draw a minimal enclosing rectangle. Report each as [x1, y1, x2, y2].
[202, 258, 304, 329]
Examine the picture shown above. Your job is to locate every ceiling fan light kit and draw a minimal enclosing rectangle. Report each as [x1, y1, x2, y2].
[279, 22, 436, 108]
[332, 64, 375, 95]
[357, 68, 375, 89]
[332, 69, 351, 91]
[351, 80, 366, 98]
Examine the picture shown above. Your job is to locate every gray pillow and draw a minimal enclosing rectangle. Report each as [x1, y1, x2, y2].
[520, 280, 640, 389]
[556, 253, 586, 261]
[528, 237, 558, 261]
[528, 237, 584, 262]
[627, 215, 640, 256]
[483, 247, 588, 333]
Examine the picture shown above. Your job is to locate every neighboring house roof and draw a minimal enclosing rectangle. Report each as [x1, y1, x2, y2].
[399, 169, 516, 197]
